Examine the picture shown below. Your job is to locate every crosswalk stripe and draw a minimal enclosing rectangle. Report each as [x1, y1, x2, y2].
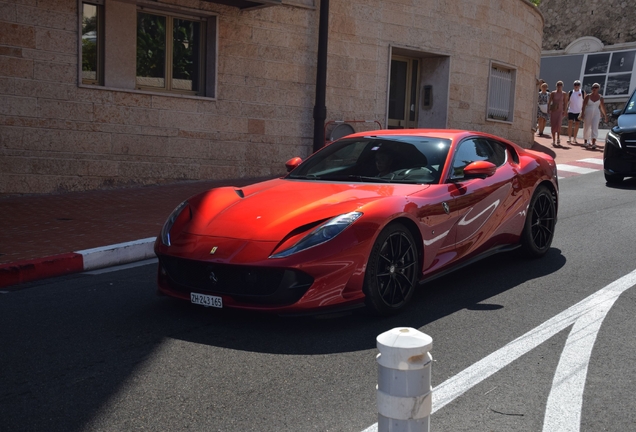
[557, 164, 598, 174]
[578, 158, 603, 165]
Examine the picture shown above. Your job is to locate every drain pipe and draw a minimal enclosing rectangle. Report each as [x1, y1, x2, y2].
[312, 0, 329, 153]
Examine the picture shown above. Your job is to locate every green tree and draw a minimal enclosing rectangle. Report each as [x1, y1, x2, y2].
[172, 20, 195, 81]
[137, 13, 166, 79]
[82, 12, 97, 73]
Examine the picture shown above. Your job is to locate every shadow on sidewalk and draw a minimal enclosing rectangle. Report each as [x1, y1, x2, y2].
[531, 141, 556, 158]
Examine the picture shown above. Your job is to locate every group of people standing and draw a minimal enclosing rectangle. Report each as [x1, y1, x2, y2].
[537, 79, 608, 149]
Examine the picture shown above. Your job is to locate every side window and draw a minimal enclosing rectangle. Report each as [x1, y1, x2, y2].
[451, 138, 506, 179]
[451, 139, 483, 178]
[625, 89, 636, 114]
[482, 139, 507, 166]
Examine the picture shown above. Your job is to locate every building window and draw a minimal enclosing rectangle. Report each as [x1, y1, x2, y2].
[582, 50, 635, 96]
[487, 63, 516, 123]
[81, 2, 103, 85]
[136, 11, 205, 94]
[540, 48, 636, 101]
[78, 2, 215, 98]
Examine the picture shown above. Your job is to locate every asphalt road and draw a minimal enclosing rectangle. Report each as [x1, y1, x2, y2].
[1, 172, 635, 432]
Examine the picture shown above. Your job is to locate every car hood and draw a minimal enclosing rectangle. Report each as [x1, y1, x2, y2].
[184, 179, 428, 241]
[616, 113, 636, 131]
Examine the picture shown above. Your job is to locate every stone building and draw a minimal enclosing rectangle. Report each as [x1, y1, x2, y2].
[0, 0, 544, 194]
[539, 0, 636, 120]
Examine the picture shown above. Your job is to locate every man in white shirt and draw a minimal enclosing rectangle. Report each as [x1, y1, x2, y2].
[567, 80, 585, 144]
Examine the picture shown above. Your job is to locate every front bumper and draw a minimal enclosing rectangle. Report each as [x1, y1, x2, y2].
[158, 256, 314, 305]
[604, 129, 636, 177]
[154, 230, 373, 313]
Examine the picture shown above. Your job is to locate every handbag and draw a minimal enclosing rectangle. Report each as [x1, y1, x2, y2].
[549, 102, 559, 112]
[539, 104, 548, 114]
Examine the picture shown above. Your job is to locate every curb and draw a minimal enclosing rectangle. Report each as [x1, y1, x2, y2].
[0, 237, 157, 289]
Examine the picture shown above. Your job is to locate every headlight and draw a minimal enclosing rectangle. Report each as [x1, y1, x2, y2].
[606, 130, 622, 149]
[161, 201, 188, 246]
[270, 211, 363, 258]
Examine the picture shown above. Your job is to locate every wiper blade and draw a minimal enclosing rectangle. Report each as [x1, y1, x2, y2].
[347, 175, 393, 183]
[288, 174, 321, 180]
[348, 175, 426, 184]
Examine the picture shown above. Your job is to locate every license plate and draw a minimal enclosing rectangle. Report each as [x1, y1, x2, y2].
[191, 292, 223, 308]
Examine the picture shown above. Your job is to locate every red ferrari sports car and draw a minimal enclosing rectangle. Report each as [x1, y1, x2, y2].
[154, 129, 558, 315]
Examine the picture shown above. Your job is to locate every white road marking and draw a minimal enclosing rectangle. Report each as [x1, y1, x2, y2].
[542, 272, 634, 431]
[557, 164, 598, 174]
[578, 158, 603, 165]
[361, 268, 636, 432]
[361, 421, 377, 431]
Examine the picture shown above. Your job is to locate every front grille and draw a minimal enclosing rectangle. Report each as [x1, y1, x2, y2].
[159, 256, 314, 305]
[621, 132, 636, 156]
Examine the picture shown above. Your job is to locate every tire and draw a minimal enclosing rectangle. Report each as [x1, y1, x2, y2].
[604, 173, 624, 184]
[520, 186, 556, 258]
[363, 223, 419, 315]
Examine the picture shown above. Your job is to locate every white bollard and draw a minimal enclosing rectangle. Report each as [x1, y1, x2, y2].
[376, 327, 433, 432]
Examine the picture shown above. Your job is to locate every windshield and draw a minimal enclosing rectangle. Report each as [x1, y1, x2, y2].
[625, 90, 636, 114]
[287, 136, 451, 184]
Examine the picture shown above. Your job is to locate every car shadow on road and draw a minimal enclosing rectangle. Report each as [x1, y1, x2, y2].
[0, 249, 566, 431]
[605, 177, 636, 189]
[164, 247, 567, 355]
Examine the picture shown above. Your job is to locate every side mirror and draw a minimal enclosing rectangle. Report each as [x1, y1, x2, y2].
[285, 157, 303, 172]
[462, 160, 497, 179]
[612, 109, 623, 118]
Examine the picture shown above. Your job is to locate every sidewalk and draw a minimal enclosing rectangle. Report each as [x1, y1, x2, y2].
[0, 130, 606, 289]
[531, 126, 606, 162]
[0, 177, 266, 288]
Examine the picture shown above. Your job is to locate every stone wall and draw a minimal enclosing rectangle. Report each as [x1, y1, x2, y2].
[0, 0, 544, 194]
[327, 0, 544, 147]
[539, 0, 636, 51]
[539, 0, 636, 127]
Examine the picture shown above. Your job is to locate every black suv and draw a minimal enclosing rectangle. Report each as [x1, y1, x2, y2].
[605, 89, 636, 183]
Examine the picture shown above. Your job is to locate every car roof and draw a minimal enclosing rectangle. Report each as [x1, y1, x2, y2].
[344, 129, 520, 147]
[345, 129, 468, 140]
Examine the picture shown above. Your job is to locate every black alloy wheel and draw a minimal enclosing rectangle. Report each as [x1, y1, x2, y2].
[520, 185, 556, 258]
[364, 223, 419, 315]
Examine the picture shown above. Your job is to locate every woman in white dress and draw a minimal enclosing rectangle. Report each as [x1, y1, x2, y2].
[579, 83, 608, 150]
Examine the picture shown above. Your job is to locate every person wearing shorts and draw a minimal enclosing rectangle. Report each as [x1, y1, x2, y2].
[567, 80, 585, 144]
